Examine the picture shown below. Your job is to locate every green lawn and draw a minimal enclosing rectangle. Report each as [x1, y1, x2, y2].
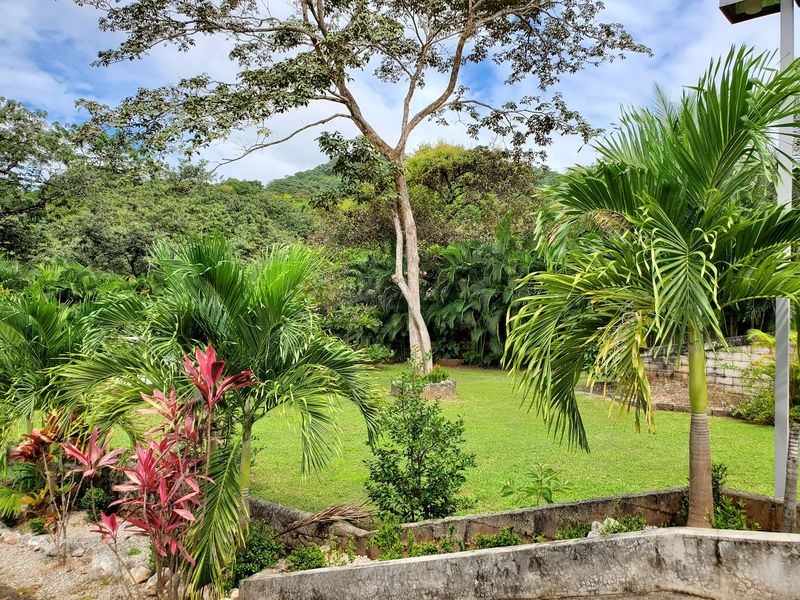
[249, 365, 777, 513]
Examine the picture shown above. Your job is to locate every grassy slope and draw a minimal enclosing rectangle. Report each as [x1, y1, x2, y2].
[249, 365, 775, 513]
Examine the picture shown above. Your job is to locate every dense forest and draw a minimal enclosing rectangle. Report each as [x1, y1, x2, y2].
[0, 95, 776, 366]
[0, 96, 563, 364]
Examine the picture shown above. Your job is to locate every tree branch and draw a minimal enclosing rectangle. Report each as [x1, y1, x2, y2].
[210, 113, 351, 172]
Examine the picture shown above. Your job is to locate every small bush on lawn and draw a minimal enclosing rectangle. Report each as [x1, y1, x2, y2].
[28, 517, 47, 535]
[555, 519, 592, 540]
[228, 520, 286, 586]
[79, 488, 116, 521]
[287, 544, 326, 572]
[423, 366, 450, 384]
[365, 368, 476, 522]
[472, 527, 521, 549]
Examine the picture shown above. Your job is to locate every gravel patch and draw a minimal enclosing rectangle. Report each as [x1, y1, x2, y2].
[0, 512, 150, 600]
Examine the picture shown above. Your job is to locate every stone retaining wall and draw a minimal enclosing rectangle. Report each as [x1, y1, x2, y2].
[250, 487, 798, 558]
[248, 498, 372, 552]
[642, 342, 770, 396]
[240, 528, 800, 600]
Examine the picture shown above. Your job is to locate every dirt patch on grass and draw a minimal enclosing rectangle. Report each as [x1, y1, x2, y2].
[583, 378, 744, 411]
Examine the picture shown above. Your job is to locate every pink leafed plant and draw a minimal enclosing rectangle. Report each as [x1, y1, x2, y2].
[74, 345, 254, 600]
[63, 428, 125, 479]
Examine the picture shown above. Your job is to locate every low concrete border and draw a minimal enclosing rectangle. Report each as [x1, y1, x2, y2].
[241, 528, 800, 600]
[249, 487, 798, 556]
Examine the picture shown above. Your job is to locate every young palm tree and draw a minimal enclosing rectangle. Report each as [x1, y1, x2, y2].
[58, 236, 379, 590]
[504, 48, 800, 527]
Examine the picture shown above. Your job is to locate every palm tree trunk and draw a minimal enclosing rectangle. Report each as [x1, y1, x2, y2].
[239, 399, 253, 525]
[687, 325, 713, 527]
[781, 424, 799, 533]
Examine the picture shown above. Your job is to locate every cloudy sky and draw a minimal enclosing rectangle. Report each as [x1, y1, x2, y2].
[1, 0, 797, 182]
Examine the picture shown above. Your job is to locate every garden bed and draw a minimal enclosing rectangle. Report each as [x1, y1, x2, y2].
[250, 486, 797, 559]
[583, 379, 745, 417]
[240, 528, 800, 600]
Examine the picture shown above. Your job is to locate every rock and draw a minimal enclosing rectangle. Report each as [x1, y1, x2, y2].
[44, 543, 61, 557]
[71, 546, 86, 557]
[90, 543, 122, 576]
[230, 589, 239, 600]
[129, 565, 152, 584]
[587, 521, 603, 538]
[4, 532, 20, 545]
[144, 574, 159, 596]
[27, 534, 52, 552]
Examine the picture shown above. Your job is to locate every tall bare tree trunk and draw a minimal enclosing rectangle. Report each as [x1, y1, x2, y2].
[392, 171, 433, 373]
[687, 325, 713, 527]
[781, 424, 799, 533]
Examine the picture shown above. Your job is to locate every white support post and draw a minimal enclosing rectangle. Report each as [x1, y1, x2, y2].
[775, 0, 794, 499]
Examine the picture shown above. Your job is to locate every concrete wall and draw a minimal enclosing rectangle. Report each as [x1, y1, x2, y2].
[240, 528, 800, 600]
[250, 488, 798, 557]
[642, 341, 770, 396]
[391, 488, 686, 553]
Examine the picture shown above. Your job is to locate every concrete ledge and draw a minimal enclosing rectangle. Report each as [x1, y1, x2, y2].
[249, 487, 797, 555]
[241, 528, 800, 600]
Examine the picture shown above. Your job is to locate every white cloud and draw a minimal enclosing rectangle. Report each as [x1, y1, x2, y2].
[2, 0, 799, 179]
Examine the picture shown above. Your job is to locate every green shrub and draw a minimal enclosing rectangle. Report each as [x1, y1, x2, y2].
[79, 488, 116, 521]
[365, 344, 395, 363]
[678, 462, 756, 530]
[714, 497, 758, 530]
[555, 519, 592, 540]
[423, 366, 450, 384]
[370, 519, 404, 561]
[732, 393, 775, 424]
[679, 462, 728, 524]
[616, 513, 646, 533]
[28, 517, 47, 535]
[286, 544, 326, 572]
[472, 527, 521, 549]
[408, 541, 440, 557]
[438, 524, 464, 554]
[127, 547, 141, 556]
[500, 463, 571, 506]
[229, 521, 286, 586]
[598, 514, 646, 535]
[365, 369, 476, 521]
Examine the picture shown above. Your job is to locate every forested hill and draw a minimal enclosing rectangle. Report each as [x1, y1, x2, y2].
[263, 162, 340, 200]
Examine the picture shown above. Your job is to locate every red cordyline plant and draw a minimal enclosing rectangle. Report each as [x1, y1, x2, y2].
[81, 345, 253, 600]
[9, 412, 97, 564]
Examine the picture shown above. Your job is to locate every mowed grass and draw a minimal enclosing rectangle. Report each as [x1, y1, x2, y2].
[249, 365, 777, 513]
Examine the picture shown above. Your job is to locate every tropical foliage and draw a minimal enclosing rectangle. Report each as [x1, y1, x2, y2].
[365, 368, 476, 521]
[504, 48, 800, 526]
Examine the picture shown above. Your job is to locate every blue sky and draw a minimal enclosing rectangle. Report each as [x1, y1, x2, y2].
[1, 0, 797, 182]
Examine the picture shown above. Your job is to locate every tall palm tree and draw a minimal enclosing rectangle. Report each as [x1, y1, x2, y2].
[58, 236, 379, 591]
[504, 47, 800, 527]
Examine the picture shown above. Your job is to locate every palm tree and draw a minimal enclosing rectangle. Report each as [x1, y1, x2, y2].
[504, 48, 800, 527]
[0, 293, 74, 446]
[58, 236, 379, 590]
